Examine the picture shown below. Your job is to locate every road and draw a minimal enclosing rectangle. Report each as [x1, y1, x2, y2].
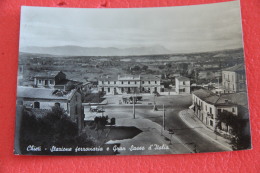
[84, 95, 228, 153]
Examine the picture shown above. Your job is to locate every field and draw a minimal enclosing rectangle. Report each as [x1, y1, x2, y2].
[18, 48, 245, 86]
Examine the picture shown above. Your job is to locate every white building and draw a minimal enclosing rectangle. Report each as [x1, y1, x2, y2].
[175, 76, 190, 94]
[98, 75, 161, 95]
[192, 89, 248, 134]
[33, 71, 82, 91]
[17, 86, 84, 131]
[222, 64, 246, 93]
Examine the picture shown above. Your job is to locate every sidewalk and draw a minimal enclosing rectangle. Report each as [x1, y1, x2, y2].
[106, 114, 194, 155]
[179, 109, 232, 151]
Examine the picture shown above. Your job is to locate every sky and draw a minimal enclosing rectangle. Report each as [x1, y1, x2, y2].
[19, 0, 243, 54]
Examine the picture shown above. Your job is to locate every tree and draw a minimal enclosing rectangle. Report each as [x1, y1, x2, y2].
[19, 106, 95, 155]
[65, 81, 76, 91]
[94, 116, 109, 138]
[215, 110, 251, 150]
[132, 65, 141, 71]
[142, 65, 148, 71]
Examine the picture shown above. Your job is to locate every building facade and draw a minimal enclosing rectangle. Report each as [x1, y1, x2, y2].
[17, 86, 84, 132]
[33, 71, 82, 91]
[98, 75, 161, 95]
[222, 64, 246, 93]
[192, 89, 248, 134]
[34, 71, 66, 88]
[175, 76, 190, 94]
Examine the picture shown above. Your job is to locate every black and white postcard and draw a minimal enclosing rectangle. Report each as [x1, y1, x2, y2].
[15, 0, 252, 155]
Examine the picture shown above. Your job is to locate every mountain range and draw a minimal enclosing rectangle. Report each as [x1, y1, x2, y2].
[20, 45, 172, 56]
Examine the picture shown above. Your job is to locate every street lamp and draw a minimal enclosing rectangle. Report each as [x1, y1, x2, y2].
[133, 93, 136, 119]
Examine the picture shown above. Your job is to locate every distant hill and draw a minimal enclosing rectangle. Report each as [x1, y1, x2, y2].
[20, 45, 172, 56]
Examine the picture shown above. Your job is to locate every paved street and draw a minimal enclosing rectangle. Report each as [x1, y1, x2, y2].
[84, 94, 231, 153]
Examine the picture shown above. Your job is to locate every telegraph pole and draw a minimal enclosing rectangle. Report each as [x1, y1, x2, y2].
[163, 104, 165, 130]
[133, 94, 135, 119]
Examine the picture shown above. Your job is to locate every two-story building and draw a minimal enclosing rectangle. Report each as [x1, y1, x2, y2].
[33, 71, 82, 91]
[192, 89, 248, 134]
[17, 86, 84, 132]
[98, 75, 161, 95]
[175, 76, 190, 94]
[222, 64, 246, 93]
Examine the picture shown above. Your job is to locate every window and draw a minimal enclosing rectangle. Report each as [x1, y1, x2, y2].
[155, 81, 157, 84]
[148, 81, 151, 84]
[108, 87, 110, 92]
[135, 81, 137, 84]
[128, 81, 130, 84]
[210, 107, 212, 114]
[121, 81, 123, 84]
[142, 81, 144, 84]
[55, 103, 60, 107]
[102, 81, 104, 84]
[44, 80, 48, 86]
[50, 80, 54, 85]
[210, 120, 213, 126]
[179, 88, 185, 92]
[232, 108, 235, 112]
[121, 88, 123, 92]
[34, 102, 40, 108]
[38, 79, 42, 84]
[108, 81, 110, 84]
[114, 81, 116, 84]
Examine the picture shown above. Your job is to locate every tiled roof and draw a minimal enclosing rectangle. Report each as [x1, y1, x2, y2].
[193, 89, 248, 108]
[193, 89, 215, 99]
[175, 76, 190, 81]
[34, 71, 63, 78]
[140, 75, 161, 81]
[98, 75, 161, 81]
[223, 64, 245, 72]
[98, 75, 118, 81]
[221, 92, 248, 108]
[17, 86, 76, 100]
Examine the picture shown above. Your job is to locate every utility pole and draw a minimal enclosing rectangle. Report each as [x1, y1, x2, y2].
[163, 104, 165, 130]
[153, 94, 158, 111]
[133, 94, 135, 119]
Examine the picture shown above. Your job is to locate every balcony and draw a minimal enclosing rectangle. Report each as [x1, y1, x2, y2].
[207, 112, 214, 119]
